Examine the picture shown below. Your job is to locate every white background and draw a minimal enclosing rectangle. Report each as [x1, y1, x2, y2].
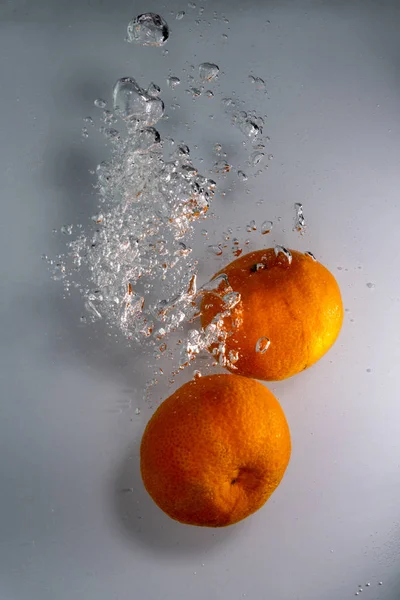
[1, 1, 399, 599]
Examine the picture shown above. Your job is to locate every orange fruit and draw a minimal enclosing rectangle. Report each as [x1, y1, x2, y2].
[201, 248, 343, 381]
[140, 374, 291, 527]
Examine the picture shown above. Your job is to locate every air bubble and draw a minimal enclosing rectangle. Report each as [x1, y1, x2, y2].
[294, 202, 306, 234]
[176, 10, 185, 19]
[215, 160, 231, 174]
[304, 251, 317, 261]
[274, 246, 292, 264]
[246, 220, 256, 232]
[94, 98, 107, 108]
[127, 13, 169, 46]
[112, 77, 164, 125]
[208, 244, 223, 256]
[237, 170, 248, 181]
[167, 76, 181, 88]
[135, 407, 141, 415]
[256, 337, 270, 354]
[205, 90, 214, 98]
[261, 220, 273, 234]
[250, 151, 264, 166]
[199, 63, 219, 82]
[366, 282, 375, 289]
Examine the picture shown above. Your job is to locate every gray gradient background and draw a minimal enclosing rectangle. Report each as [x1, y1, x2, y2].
[1, 1, 400, 599]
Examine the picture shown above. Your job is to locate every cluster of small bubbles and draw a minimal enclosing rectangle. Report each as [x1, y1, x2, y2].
[176, 10, 185, 20]
[294, 202, 306, 234]
[199, 63, 219, 82]
[261, 220, 273, 234]
[167, 75, 181, 88]
[274, 245, 293, 264]
[126, 13, 169, 46]
[256, 336, 270, 354]
[51, 76, 220, 351]
[61, 224, 74, 235]
[222, 98, 264, 141]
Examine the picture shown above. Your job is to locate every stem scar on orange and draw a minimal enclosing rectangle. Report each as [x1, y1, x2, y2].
[140, 374, 291, 527]
[201, 248, 344, 381]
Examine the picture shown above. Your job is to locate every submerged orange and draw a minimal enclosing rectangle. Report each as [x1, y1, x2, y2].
[140, 374, 291, 527]
[201, 248, 343, 381]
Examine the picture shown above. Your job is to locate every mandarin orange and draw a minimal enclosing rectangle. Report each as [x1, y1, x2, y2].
[140, 374, 291, 527]
[201, 248, 343, 381]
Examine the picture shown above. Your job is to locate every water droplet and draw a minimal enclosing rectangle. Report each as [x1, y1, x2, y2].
[199, 62, 219, 82]
[205, 90, 214, 98]
[294, 202, 306, 234]
[127, 13, 169, 46]
[135, 407, 140, 415]
[366, 282, 375, 289]
[176, 10, 185, 19]
[167, 76, 181, 88]
[84, 116, 94, 125]
[366, 368, 372, 373]
[256, 337, 270, 354]
[378, 582, 383, 585]
[113, 77, 164, 125]
[193, 370, 202, 379]
[94, 98, 107, 108]
[274, 246, 292, 264]
[304, 251, 317, 261]
[237, 170, 248, 181]
[261, 220, 273, 235]
[188, 2, 196, 9]
[222, 33, 228, 39]
[365, 583, 370, 587]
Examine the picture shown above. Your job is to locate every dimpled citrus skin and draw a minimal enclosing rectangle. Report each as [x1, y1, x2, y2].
[201, 249, 344, 381]
[140, 374, 291, 527]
